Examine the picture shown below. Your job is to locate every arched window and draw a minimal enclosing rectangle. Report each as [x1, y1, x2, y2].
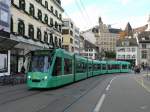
[55, 21, 58, 29]
[36, 0, 42, 4]
[44, 32, 48, 43]
[19, 0, 25, 11]
[55, 10, 58, 17]
[29, 3, 35, 17]
[55, 36, 58, 47]
[50, 34, 54, 45]
[59, 38, 61, 48]
[18, 20, 25, 36]
[11, 17, 13, 33]
[44, 14, 48, 24]
[37, 28, 41, 41]
[45, 1, 48, 9]
[50, 18, 53, 27]
[38, 9, 42, 21]
[28, 25, 34, 39]
[59, 25, 61, 32]
[51, 6, 53, 13]
[59, 14, 62, 20]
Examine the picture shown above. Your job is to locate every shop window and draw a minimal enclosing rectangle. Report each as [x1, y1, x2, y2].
[44, 14, 48, 24]
[52, 57, 62, 76]
[19, 0, 25, 11]
[44, 32, 48, 43]
[28, 24, 34, 39]
[18, 20, 25, 36]
[37, 28, 41, 41]
[45, 1, 48, 9]
[64, 58, 72, 74]
[38, 9, 42, 21]
[0, 51, 8, 73]
[29, 3, 35, 17]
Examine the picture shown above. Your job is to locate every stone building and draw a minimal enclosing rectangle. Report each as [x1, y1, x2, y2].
[116, 37, 140, 67]
[138, 32, 150, 67]
[0, 0, 64, 76]
[62, 18, 80, 53]
[94, 17, 121, 52]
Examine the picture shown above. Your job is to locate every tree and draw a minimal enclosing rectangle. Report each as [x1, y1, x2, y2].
[105, 51, 116, 59]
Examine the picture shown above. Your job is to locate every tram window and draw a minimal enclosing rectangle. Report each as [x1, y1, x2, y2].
[102, 64, 106, 70]
[122, 65, 127, 69]
[83, 63, 87, 72]
[64, 58, 72, 74]
[76, 61, 86, 73]
[52, 57, 62, 76]
[97, 64, 101, 70]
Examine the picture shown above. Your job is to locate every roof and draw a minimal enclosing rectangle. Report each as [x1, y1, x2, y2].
[109, 28, 122, 34]
[116, 37, 138, 47]
[133, 24, 148, 33]
[138, 31, 150, 43]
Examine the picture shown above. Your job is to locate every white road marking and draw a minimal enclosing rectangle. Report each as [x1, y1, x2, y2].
[106, 84, 110, 91]
[93, 94, 106, 112]
[109, 77, 116, 85]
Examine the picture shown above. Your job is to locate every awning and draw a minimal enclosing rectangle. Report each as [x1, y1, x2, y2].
[0, 37, 18, 50]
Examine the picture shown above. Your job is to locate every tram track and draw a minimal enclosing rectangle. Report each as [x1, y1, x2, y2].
[33, 75, 114, 112]
[0, 85, 43, 105]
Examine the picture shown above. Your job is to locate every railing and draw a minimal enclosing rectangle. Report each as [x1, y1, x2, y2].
[0, 73, 26, 86]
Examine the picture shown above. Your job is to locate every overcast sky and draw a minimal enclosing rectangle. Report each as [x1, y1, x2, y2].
[61, 0, 150, 31]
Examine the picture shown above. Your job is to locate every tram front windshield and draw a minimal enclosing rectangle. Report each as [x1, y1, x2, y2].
[30, 55, 50, 73]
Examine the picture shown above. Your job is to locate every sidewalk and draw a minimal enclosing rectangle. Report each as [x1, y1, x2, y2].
[134, 72, 150, 93]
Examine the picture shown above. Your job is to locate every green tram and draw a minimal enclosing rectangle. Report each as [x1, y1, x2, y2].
[27, 49, 130, 88]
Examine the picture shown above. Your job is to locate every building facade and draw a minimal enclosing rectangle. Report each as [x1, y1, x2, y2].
[116, 37, 140, 67]
[94, 17, 120, 52]
[138, 32, 150, 67]
[83, 39, 99, 60]
[74, 27, 80, 54]
[62, 18, 80, 53]
[0, 0, 64, 75]
[0, 0, 12, 76]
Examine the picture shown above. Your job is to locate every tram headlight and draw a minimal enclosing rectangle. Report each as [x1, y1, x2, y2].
[28, 76, 31, 79]
[44, 76, 48, 80]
